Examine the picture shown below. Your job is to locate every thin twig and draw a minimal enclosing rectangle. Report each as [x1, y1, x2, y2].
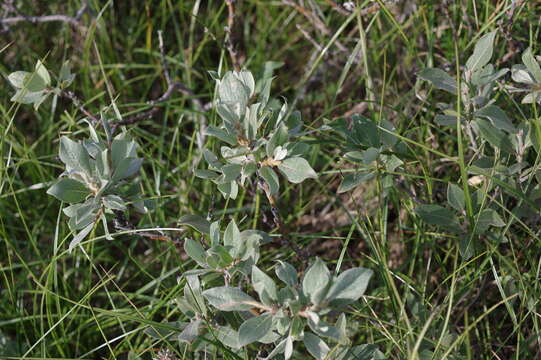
[296, 24, 323, 52]
[112, 31, 202, 129]
[113, 211, 182, 244]
[0, 1, 89, 31]
[224, 0, 243, 72]
[322, 0, 350, 16]
[112, 82, 188, 129]
[499, 0, 524, 63]
[1, 0, 16, 20]
[282, 0, 348, 53]
[56, 31, 200, 133]
[323, 1, 381, 18]
[157, 30, 171, 85]
[282, 0, 330, 35]
[296, 23, 350, 69]
[61, 91, 99, 124]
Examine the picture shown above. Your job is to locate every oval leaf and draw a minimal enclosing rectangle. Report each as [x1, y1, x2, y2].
[447, 183, 465, 211]
[47, 178, 91, 203]
[184, 239, 207, 267]
[415, 204, 460, 229]
[466, 31, 496, 72]
[475, 105, 516, 133]
[178, 214, 211, 234]
[303, 332, 330, 360]
[302, 258, 331, 305]
[327, 267, 373, 306]
[260, 166, 280, 195]
[417, 68, 457, 95]
[59, 136, 92, 176]
[202, 286, 255, 311]
[277, 157, 317, 184]
[238, 314, 273, 347]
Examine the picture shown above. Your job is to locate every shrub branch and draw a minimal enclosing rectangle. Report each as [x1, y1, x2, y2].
[0, 1, 89, 31]
[112, 30, 202, 129]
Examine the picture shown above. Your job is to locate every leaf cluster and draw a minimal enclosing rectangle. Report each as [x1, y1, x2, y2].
[197, 69, 317, 200]
[8, 60, 74, 109]
[417, 32, 541, 258]
[155, 231, 377, 360]
[46, 117, 145, 250]
[327, 115, 405, 193]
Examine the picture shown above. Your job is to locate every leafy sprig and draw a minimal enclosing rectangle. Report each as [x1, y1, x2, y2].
[8, 59, 74, 109]
[183, 218, 271, 279]
[327, 114, 405, 194]
[508, 47, 541, 104]
[416, 32, 541, 259]
[8, 60, 382, 357]
[46, 117, 146, 250]
[152, 255, 377, 359]
[198, 69, 317, 201]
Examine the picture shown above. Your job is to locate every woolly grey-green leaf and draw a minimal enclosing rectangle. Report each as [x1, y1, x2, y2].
[238, 314, 273, 347]
[275, 261, 298, 287]
[59, 136, 92, 176]
[102, 195, 126, 211]
[475, 105, 516, 133]
[221, 163, 242, 182]
[34, 60, 51, 87]
[303, 332, 330, 360]
[206, 125, 238, 145]
[223, 219, 241, 256]
[178, 214, 211, 234]
[184, 275, 206, 316]
[184, 239, 207, 267]
[522, 47, 541, 83]
[327, 267, 373, 306]
[111, 138, 136, 169]
[215, 326, 241, 349]
[447, 183, 465, 212]
[218, 71, 250, 109]
[417, 68, 457, 95]
[177, 319, 201, 343]
[260, 166, 280, 195]
[277, 157, 317, 184]
[306, 312, 342, 342]
[202, 286, 256, 311]
[194, 169, 220, 180]
[511, 64, 535, 84]
[7, 71, 31, 88]
[466, 31, 496, 72]
[47, 178, 91, 203]
[252, 265, 278, 303]
[302, 258, 331, 305]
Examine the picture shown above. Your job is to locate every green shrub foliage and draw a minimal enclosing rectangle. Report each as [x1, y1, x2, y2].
[8, 29, 541, 358]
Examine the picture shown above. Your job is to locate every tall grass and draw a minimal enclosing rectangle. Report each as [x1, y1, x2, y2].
[1, 1, 540, 359]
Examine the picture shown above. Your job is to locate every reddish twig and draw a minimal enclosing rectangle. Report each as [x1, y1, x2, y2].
[282, 0, 331, 35]
[61, 90, 99, 124]
[224, 0, 245, 72]
[322, 0, 350, 16]
[113, 211, 182, 244]
[282, 0, 349, 53]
